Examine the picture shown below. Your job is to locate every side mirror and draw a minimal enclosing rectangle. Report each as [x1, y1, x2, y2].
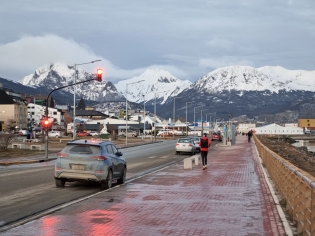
[115, 151, 123, 156]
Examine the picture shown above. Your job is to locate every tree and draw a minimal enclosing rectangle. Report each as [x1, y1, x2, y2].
[6, 119, 17, 131]
[0, 133, 17, 150]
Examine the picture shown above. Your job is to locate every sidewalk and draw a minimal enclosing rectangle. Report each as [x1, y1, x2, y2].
[2, 136, 292, 235]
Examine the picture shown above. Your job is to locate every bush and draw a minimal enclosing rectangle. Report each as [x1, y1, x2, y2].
[0, 133, 17, 150]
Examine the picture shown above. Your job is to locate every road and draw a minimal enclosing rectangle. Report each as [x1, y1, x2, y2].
[0, 140, 192, 228]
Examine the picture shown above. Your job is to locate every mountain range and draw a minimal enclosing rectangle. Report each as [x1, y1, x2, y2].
[4, 63, 315, 123]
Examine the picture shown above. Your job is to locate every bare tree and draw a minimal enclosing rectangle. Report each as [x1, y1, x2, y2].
[0, 134, 17, 150]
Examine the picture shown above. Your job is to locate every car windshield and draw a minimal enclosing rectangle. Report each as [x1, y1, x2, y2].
[178, 139, 191, 143]
[62, 144, 100, 155]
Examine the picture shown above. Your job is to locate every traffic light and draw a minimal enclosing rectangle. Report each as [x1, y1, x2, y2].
[96, 68, 102, 82]
[42, 118, 50, 129]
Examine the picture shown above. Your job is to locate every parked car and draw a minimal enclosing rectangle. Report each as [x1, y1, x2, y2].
[175, 137, 196, 155]
[211, 132, 222, 141]
[77, 131, 89, 137]
[189, 136, 201, 152]
[54, 139, 126, 190]
[18, 129, 28, 136]
[48, 131, 62, 138]
[118, 131, 138, 137]
[88, 131, 99, 136]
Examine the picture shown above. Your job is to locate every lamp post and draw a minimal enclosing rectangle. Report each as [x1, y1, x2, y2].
[193, 105, 203, 136]
[186, 102, 193, 136]
[201, 109, 207, 135]
[206, 113, 212, 133]
[142, 94, 146, 140]
[154, 91, 169, 141]
[173, 96, 181, 138]
[125, 80, 144, 146]
[73, 60, 101, 138]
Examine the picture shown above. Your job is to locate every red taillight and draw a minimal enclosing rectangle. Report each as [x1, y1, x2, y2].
[188, 144, 192, 147]
[57, 152, 69, 158]
[176, 144, 180, 146]
[91, 155, 107, 161]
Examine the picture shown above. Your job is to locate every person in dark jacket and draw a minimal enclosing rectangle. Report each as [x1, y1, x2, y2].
[199, 133, 211, 170]
[247, 130, 253, 143]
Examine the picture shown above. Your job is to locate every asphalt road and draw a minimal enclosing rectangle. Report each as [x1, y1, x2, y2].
[0, 140, 192, 228]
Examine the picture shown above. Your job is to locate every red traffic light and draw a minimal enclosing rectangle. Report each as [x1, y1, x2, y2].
[44, 120, 49, 126]
[96, 69, 102, 82]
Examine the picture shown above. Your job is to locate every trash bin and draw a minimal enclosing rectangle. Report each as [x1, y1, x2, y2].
[100, 133, 108, 139]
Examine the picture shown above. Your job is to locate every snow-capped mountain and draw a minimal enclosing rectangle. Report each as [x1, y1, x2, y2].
[192, 65, 315, 93]
[20, 63, 124, 102]
[114, 68, 192, 104]
[156, 65, 315, 122]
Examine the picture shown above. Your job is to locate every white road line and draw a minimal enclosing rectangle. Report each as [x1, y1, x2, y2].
[148, 156, 156, 159]
[160, 156, 169, 159]
[0, 167, 52, 178]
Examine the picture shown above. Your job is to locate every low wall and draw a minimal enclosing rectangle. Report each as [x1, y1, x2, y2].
[254, 135, 315, 235]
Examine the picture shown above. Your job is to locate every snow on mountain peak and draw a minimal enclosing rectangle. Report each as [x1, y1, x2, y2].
[193, 65, 315, 93]
[115, 68, 192, 103]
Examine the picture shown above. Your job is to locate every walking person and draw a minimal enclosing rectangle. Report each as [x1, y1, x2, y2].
[247, 130, 252, 143]
[199, 133, 211, 170]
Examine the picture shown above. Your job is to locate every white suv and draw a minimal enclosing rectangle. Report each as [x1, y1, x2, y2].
[48, 131, 62, 138]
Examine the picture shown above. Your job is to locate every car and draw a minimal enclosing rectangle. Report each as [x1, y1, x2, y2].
[88, 131, 99, 136]
[189, 136, 201, 152]
[175, 137, 197, 155]
[48, 131, 62, 138]
[18, 129, 28, 136]
[77, 131, 89, 137]
[54, 139, 126, 190]
[211, 132, 222, 141]
[118, 131, 138, 137]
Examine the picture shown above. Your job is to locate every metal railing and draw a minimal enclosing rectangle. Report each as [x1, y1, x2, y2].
[254, 135, 315, 235]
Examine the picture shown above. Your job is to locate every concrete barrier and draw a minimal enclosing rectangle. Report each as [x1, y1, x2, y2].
[184, 155, 201, 169]
[23, 139, 39, 143]
[12, 143, 25, 149]
[30, 145, 45, 150]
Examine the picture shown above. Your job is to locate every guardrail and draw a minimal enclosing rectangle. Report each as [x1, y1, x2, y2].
[254, 135, 315, 235]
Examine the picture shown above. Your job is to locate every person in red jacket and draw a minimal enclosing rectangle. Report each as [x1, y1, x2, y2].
[199, 133, 211, 170]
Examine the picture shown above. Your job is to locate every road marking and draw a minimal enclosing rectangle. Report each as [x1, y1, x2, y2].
[0, 167, 52, 178]
[160, 156, 169, 159]
[148, 156, 156, 159]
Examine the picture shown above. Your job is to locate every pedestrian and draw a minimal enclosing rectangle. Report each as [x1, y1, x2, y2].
[199, 133, 211, 170]
[247, 130, 252, 143]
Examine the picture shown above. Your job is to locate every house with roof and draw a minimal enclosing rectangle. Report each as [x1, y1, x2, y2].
[0, 88, 28, 130]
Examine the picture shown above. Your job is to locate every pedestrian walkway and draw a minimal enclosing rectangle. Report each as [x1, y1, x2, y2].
[1, 136, 293, 235]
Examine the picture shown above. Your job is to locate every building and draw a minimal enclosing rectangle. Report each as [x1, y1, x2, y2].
[253, 123, 303, 135]
[237, 123, 256, 133]
[0, 88, 28, 130]
[298, 118, 315, 131]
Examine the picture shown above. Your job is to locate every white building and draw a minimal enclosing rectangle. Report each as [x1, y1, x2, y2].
[27, 103, 64, 126]
[237, 123, 256, 133]
[253, 123, 303, 135]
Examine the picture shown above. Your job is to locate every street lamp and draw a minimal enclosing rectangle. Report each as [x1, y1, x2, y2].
[125, 80, 144, 145]
[206, 113, 212, 131]
[186, 102, 193, 136]
[201, 109, 207, 135]
[154, 91, 169, 142]
[173, 96, 182, 138]
[73, 60, 101, 138]
[142, 94, 146, 140]
[194, 105, 203, 136]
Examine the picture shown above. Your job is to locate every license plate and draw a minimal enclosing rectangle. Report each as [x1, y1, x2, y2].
[182, 145, 186, 147]
[71, 164, 85, 170]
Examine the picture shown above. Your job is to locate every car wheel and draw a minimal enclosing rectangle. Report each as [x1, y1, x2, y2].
[101, 170, 113, 190]
[117, 167, 126, 185]
[56, 135, 59, 138]
[175, 151, 178, 155]
[55, 178, 65, 187]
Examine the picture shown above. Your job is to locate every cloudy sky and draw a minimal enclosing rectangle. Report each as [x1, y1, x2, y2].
[0, 0, 314, 83]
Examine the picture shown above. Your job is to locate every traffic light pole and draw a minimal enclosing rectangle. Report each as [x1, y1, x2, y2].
[44, 78, 97, 158]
